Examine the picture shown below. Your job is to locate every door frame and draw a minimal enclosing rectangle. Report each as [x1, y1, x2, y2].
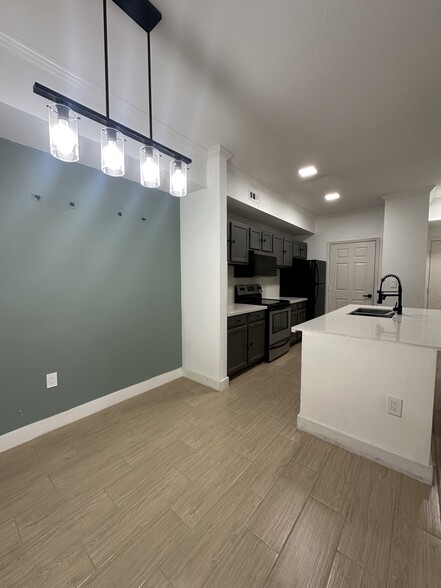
[326, 238, 381, 312]
[426, 238, 441, 308]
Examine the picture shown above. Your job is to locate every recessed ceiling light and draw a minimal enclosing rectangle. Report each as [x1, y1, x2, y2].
[325, 192, 340, 201]
[298, 166, 317, 178]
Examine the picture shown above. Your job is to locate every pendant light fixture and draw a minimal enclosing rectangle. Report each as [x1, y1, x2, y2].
[34, 0, 191, 193]
[101, 0, 125, 177]
[139, 22, 161, 189]
[140, 146, 160, 188]
[170, 160, 188, 197]
[48, 103, 79, 162]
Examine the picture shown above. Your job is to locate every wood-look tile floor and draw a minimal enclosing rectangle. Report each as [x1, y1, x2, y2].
[1, 345, 441, 587]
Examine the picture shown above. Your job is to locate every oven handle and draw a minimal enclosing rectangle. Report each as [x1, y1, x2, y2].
[270, 339, 290, 350]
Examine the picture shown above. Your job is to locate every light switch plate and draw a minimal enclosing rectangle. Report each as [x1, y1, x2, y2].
[46, 372, 58, 389]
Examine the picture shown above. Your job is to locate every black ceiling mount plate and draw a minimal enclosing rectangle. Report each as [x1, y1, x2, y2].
[112, 0, 162, 33]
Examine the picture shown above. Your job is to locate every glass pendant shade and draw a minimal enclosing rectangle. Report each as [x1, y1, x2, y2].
[170, 159, 188, 197]
[48, 104, 79, 162]
[140, 146, 160, 188]
[101, 128, 125, 177]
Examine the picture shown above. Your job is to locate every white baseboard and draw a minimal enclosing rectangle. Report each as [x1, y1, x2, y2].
[0, 367, 183, 453]
[181, 369, 229, 392]
[297, 414, 433, 485]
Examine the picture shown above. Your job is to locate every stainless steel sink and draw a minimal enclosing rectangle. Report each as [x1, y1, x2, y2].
[348, 307, 396, 318]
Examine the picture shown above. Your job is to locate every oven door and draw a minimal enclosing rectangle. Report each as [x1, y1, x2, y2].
[268, 307, 291, 345]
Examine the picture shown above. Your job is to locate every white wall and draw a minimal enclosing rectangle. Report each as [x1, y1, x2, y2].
[382, 191, 430, 308]
[227, 266, 280, 304]
[305, 206, 384, 261]
[180, 146, 230, 390]
[428, 221, 441, 239]
[227, 163, 315, 234]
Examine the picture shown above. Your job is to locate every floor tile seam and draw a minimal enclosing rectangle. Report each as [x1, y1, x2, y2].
[309, 459, 360, 516]
[334, 548, 385, 584]
[49, 451, 135, 489]
[316, 499, 349, 588]
[203, 527, 278, 588]
[231, 430, 283, 463]
[16, 487, 116, 547]
[243, 454, 309, 555]
[158, 566, 176, 588]
[12, 516, 23, 545]
[393, 513, 441, 542]
[171, 459, 257, 530]
[104, 464, 186, 506]
[379, 471, 399, 586]
[244, 526, 280, 556]
[84, 506, 187, 574]
[175, 446, 251, 483]
[79, 538, 98, 578]
[81, 495, 173, 565]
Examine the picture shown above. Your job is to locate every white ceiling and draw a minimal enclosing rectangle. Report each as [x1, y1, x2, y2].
[1, 0, 441, 216]
[152, 0, 441, 215]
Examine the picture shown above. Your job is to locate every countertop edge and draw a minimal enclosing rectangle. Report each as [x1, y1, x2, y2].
[228, 304, 268, 317]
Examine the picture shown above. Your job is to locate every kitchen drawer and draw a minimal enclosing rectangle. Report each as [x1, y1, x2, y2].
[297, 302, 307, 311]
[248, 310, 266, 323]
[228, 314, 248, 329]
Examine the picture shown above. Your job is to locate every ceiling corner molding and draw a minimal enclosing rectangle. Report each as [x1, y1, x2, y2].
[208, 144, 234, 161]
[381, 185, 435, 202]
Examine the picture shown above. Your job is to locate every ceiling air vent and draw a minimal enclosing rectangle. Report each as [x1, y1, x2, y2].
[249, 189, 260, 203]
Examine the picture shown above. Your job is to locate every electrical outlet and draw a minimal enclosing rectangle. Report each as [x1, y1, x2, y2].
[46, 372, 58, 389]
[387, 395, 402, 417]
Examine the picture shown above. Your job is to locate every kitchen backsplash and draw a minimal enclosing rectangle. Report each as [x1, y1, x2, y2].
[228, 265, 280, 304]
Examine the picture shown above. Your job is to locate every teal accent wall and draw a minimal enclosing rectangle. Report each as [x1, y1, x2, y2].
[0, 138, 182, 435]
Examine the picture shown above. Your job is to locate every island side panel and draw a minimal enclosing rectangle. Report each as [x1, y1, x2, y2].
[297, 331, 436, 482]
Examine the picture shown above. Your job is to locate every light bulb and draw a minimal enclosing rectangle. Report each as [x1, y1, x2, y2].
[101, 128, 125, 177]
[170, 159, 188, 197]
[48, 104, 79, 162]
[172, 170, 184, 191]
[140, 146, 160, 188]
[103, 141, 123, 171]
[52, 120, 76, 156]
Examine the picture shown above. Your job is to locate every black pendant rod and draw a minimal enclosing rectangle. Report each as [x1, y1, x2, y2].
[147, 29, 153, 140]
[103, 0, 110, 118]
[33, 82, 192, 164]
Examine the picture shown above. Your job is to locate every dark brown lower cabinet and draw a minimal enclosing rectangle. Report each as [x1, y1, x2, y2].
[290, 301, 307, 345]
[227, 311, 266, 376]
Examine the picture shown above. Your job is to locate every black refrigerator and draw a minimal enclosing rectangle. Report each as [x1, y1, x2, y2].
[280, 259, 326, 320]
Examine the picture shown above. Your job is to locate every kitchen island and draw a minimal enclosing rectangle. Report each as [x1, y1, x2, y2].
[295, 304, 441, 484]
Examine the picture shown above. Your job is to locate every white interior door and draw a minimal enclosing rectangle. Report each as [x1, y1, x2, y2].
[328, 241, 377, 311]
[428, 240, 441, 309]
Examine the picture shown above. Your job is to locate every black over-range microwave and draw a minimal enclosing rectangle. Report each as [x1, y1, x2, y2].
[234, 251, 277, 277]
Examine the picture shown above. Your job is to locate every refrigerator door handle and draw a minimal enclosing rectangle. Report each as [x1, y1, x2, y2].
[312, 260, 318, 285]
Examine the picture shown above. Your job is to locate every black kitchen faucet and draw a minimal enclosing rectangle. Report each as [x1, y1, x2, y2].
[377, 273, 403, 315]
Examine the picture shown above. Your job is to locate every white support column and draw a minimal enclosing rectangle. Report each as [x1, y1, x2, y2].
[180, 145, 233, 390]
[382, 189, 431, 308]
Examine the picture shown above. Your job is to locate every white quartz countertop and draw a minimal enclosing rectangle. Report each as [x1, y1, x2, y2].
[279, 297, 308, 304]
[228, 304, 267, 317]
[294, 304, 441, 349]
